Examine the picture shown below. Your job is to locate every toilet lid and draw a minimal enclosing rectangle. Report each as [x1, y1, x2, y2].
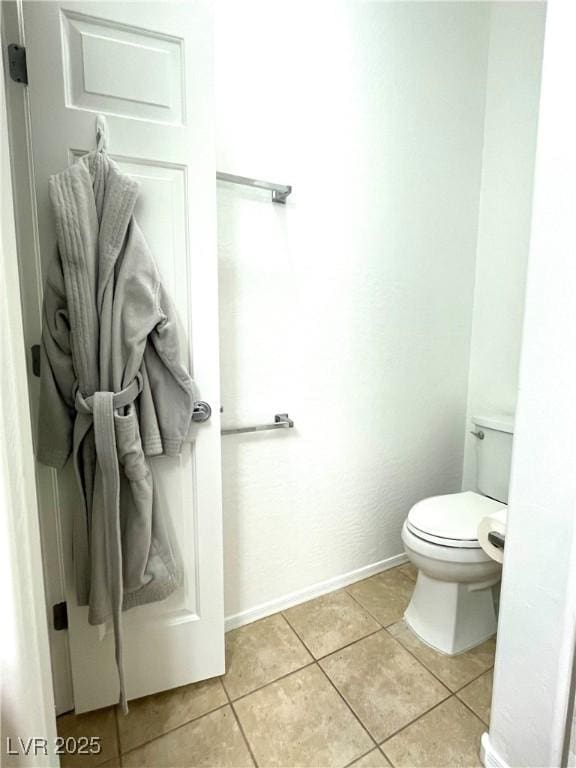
[407, 491, 506, 548]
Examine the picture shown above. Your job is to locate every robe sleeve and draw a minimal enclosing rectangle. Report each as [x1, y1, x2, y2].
[143, 281, 196, 456]
[37, 254, 76, 469]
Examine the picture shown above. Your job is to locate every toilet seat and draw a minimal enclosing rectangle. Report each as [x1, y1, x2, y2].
[407, 491, 506, 549]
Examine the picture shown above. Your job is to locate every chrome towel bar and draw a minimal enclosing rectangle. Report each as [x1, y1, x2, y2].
[216, 172, 292, 204]
[221, 413, 294, 436]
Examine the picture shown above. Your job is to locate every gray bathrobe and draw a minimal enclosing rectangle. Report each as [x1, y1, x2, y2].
[37, 151, 195, 711]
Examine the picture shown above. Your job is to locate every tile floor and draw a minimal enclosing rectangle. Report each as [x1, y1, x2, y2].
[58, 563, 495, 768]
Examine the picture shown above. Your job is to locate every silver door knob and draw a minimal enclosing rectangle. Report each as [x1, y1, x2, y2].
[192, 401, 212, 423]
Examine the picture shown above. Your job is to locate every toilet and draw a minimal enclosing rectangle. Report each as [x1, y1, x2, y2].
[401, 414, 513, 655]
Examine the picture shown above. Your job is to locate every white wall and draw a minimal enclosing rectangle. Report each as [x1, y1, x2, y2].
[216, 1, 491, 624]
[462, 3, 545, 490]
[485, 1, 576, 763]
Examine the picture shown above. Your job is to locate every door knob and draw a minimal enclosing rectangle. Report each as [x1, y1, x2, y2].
[192, 401, 212, 423]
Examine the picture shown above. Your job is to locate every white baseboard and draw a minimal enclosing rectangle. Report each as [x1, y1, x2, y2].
[481, 733, 510, 768]
[224, 552, 409, 632]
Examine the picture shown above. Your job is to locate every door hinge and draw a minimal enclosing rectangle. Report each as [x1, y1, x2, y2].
[7, 44, 28, 85]
[31, 344, 41, 377]
[53, 601, 68, 631]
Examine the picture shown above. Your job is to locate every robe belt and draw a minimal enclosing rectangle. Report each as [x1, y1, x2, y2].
[74, 374, 143, 418]
[74, 373, 143, 714]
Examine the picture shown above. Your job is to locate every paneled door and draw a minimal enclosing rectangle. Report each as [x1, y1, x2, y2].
[20, 1, 224, 712]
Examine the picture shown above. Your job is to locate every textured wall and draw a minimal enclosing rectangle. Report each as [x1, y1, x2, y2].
[462, 3, 545, 490]
[215, 1, 491, 624]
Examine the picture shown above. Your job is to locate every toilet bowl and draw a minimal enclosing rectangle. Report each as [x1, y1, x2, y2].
[401, 413, 513, 655]
[402, 491, 504, 655]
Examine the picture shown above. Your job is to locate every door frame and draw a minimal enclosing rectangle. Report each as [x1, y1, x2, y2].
[0, 4, 58, 762]
[2, 0, 74, 714]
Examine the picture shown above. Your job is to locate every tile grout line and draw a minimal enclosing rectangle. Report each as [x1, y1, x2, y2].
[383, 748, 398, 768]
[281, 607, 378, 672]
[454, 664, 495, 695]
[275, 611, 316, 659]
[222, 684, 260, 768]
[453, 691, 491, 728]
[342, 744, 394, 768]
[118, 699, 231, 759]
[381, 623, 495, 696]
[225, 659, 317, 705]
[228, 702, 260, 768]
[379, 690, 489, 760]
[281, 610, 381, 758]
[343, 586, 386, 627]
[315, 626, 383, 662]
[379, 694, 459, 754]
[280, 606, 384, 664]
[279, 588, 382, 646]
[315, 662, 381, 755]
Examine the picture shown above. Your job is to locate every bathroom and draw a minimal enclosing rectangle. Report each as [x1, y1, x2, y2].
[2, 1, 576, 767]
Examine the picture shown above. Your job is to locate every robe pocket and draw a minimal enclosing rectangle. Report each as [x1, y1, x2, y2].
[114, 405, 153, 512]
[114, 405, 154, 590]
[114, 406, 150, 482]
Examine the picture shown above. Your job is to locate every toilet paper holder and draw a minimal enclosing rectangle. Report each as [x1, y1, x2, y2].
[488, 531, 505, 550]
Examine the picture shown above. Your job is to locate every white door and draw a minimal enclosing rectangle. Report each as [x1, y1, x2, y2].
[19, 0, 224, 713]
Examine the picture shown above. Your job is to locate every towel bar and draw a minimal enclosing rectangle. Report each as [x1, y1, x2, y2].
[216, 172, 292, 204]
[221, 413, 294, 436]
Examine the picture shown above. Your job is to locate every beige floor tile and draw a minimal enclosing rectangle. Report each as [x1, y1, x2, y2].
[122, 706, 253, 768]
[234, 664, 373, 767]
[320, 630, 449, 743]
[57, 707, 118, 768]
[346, 569, 414, 626]
[283, 590, 380, 658]
[348, 748, 392, 767]
[381, 697, 485, 767]
[388, 620, 496, 692]
[397, 563, 418, 581]
[117, 677, 228, 753]
[222, 613, 313, 700]
[457, 669, 494, 724]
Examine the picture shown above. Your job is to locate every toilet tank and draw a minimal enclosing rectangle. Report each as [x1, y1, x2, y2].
[473, 414, 514, 503]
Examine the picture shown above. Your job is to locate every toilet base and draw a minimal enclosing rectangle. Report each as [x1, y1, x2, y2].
[405, 571, 497, 655]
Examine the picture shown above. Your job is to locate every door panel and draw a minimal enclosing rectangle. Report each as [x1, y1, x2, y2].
[22, 1, 223, 713]
[61, 9, 185, 123]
